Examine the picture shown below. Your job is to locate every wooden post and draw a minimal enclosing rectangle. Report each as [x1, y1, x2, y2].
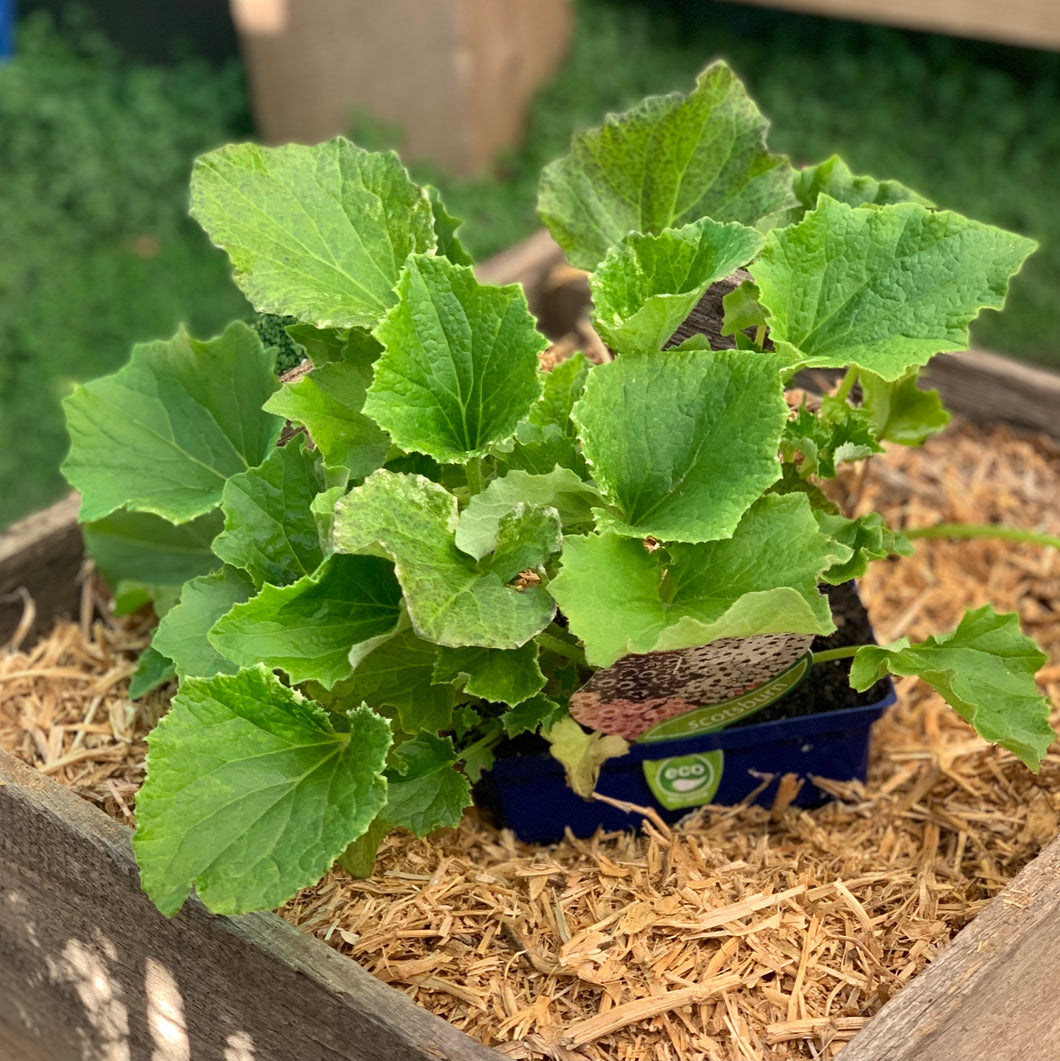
[231, 0, 572, 177]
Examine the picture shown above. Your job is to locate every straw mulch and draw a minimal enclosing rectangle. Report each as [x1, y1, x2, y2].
[2, 417, 1058, 1061]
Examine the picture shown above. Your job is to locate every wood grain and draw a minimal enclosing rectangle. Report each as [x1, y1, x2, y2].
[841, 828, 1060, 1059]
[0, 748, 502, 1061]
[722, 0, 1060, 51]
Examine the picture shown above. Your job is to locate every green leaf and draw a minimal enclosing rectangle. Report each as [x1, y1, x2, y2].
[538, 60, 794, 269]
[780, 399, 882, 479]
[433, 642, 546, 706]
[491, 505, 563, 582]
[267, 365, 391, 480]
[212, 435, 326, 588]
[504, 353, 590, 476]
[190, 138, 436, 328]
[591, 219, 764, 353]
[721, 280, 768, 337]
[573, 347, 789, 542]
[550, 494, 845, 667]
[502, 694, 566, 738]
[133, 665, 392, 916]
[544, 716, 629, 798]
[83, 508, 224, 616]
[128, 647, 176, 701]
[427, 185, 475, 266]
[814, 511, 913, 584]
[285, 324, 350, 366]
[850, 606, 1055, 771]
[455, 467, 600, 560]
[364, 255, 545, 463]
[333, 470, 557, 648]
[755, 197, 1039, 381]
[381, 732, 471, 836]
[340, 627, 454, 735]
[63, 323, 282, 523]
[152, 566, 255, 680]
[860, 370, 951, 446]
[789, 155, 932, 223]
[209, 554, 404, 689]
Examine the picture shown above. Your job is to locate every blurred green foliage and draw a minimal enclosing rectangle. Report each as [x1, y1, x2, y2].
[0, 10, 251, 527]
[3, 0, 1058, 529]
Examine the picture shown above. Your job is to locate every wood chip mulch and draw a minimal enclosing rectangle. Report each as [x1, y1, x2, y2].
[2, 417, 1059, 1061]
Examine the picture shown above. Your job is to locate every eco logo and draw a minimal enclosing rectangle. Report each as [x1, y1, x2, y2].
[644, 750, 724, 810]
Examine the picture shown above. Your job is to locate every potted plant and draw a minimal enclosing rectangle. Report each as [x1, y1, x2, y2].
[60, 60, 1054, 919]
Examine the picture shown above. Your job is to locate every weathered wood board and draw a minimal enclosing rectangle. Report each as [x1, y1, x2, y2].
[841, 827, 1060, 1059]
[0, 747, 502, 1061]
[723, 0, 1060, 51]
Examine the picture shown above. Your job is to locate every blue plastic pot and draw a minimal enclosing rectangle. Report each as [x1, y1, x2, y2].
[0, 0, 12, 61]
[476, 685, 896, 844]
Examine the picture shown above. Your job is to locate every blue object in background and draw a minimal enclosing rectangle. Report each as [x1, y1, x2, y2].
[0, 0, 12, 59]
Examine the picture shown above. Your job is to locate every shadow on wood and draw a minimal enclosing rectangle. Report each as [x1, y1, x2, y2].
[0, 748, 501, 1061]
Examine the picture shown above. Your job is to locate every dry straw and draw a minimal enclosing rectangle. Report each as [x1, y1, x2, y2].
[3, 417, 1058, 1060]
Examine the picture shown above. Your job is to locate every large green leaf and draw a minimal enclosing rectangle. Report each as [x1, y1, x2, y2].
[63, 323, 282, 523]
[550, 494, 844, 666]
[212, 436, 326, 588]
[82, 508, 224, 616]
[364, 255, 545, 463]
[133, 665, 392, 916]
[209, 554, 404, 689]
[591, 219, 764, 353]
[455, 467, 599, 561]
[755, 197, 1038, 381]
[851, 606, 1055, 770]
[152, 566, 255, 680]
[573, 347, 789, 542]
[538, 61, 794, 269]
[333, 470, 557, 648]
[190, 138, 436, 328]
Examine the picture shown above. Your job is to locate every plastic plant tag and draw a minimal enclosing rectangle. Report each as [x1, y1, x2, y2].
[569, 631, 815, 741]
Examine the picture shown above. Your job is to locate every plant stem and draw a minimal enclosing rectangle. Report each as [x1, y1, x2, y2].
[535, 631, 587, 666]
[465, 456, 486, 496]
[812, 645, 860, 665]
[905, 522, 1060, 551]
[833, 366, 859, 403]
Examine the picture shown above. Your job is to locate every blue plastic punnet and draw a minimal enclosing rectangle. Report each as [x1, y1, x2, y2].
[477, 684, 896, 844]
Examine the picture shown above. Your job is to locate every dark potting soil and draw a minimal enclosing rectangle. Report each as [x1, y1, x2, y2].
[725, 580, 889, 727]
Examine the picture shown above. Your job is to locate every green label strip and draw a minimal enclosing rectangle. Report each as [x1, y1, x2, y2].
[637, 652, 812, 745]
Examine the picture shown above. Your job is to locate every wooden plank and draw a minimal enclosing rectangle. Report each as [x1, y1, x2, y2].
[921, 348, 1060, 439]
[841, 827, 1060, 1059]
[233, 0, 571, 177]
[0, 748, 502, 1061]
[0, 493, 82, 648]
[723, 0, 1060, 51]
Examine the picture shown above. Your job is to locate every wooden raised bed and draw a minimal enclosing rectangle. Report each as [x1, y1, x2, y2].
[3, 231, 1060, 1061]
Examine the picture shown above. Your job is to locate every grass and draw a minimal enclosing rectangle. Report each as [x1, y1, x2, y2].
[0, 11, 251, 528]
[2, 0, 1058, 529]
